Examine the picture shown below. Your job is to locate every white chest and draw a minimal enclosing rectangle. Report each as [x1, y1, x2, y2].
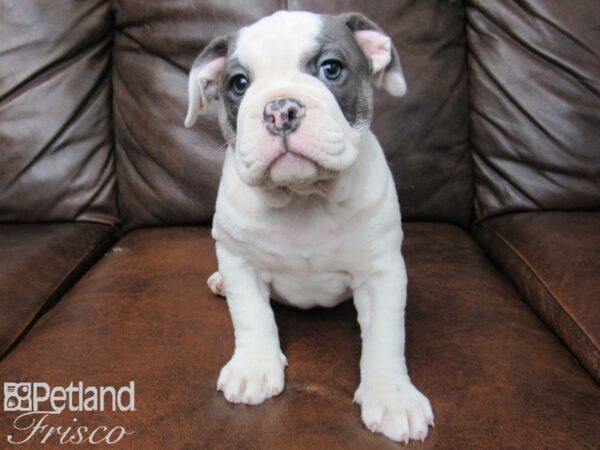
[263, 269, 352, 309]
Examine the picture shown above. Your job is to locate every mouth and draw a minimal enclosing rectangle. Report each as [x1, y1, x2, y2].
[266, 147, 314, 173]
[255, 137, 339, 190]
[266, 148, 317, 185]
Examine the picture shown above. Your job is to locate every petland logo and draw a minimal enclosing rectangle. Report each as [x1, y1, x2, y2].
[3, 381, 135, 445]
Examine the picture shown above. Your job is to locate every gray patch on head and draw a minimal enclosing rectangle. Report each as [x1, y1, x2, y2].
[304, 14, 375, 128]
[208, 12, 395, 142]
[189, 33, 240, 144]
[213, 35, 241, 144]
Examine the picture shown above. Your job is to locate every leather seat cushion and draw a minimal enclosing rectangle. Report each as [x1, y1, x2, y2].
[0, 224, 598, 448]
[0, 223, 116, 357]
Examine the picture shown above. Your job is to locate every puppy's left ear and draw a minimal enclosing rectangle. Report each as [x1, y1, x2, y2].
[341, 13, 407, 97]
[185, 35, 229, 128]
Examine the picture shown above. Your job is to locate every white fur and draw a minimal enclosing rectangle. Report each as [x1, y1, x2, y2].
[193, 11, 433, 443]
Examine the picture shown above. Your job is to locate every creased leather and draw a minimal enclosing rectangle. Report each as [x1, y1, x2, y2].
[0, 0, 118, 225]
[467, 1, 600, 221]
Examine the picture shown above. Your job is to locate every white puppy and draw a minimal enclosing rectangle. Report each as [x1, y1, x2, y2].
[185, 11, 434, 443]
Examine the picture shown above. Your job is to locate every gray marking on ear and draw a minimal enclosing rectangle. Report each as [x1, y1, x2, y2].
[185, 35, 230, 128]
[185, 33, 246, 146]
[339, 12, 407, 97]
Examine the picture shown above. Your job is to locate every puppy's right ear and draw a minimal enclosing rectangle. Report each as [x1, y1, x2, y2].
[184, 36, 229, 128]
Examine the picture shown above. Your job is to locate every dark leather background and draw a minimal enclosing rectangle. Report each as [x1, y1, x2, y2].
[467, 1, 600, 221]
[0, 0, 118, 225]
[113, 0, 472, 229]
[0, 1, 597, 228]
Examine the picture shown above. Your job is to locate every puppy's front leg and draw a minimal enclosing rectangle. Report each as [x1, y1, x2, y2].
[353, 255, 434, 443]
[216, 243, 287, 405]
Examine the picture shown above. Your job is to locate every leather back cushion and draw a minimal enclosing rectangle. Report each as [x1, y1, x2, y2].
[0, 0, 118, 225]
[113, 0, 472, 229]
[468, 1, 600, 221]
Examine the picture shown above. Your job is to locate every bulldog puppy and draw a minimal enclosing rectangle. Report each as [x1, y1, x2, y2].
[185, 11, 434, 443]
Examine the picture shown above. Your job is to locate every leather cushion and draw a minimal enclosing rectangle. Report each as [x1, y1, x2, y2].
[1, 224, 598, 448]
[0, 0, 119, 225]
[113, 0, 471, 229]
[0, 223, 116, 358]
[474, 212, 600, 382]
[467, 1, 600, 221]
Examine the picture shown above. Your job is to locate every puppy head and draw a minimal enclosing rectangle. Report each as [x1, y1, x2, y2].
[185, 11, 405, 191]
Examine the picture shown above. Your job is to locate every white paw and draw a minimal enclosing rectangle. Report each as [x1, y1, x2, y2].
[354, 376, 434, 443]
[217, 350, 287, 405]
[207, 271, 225, 297]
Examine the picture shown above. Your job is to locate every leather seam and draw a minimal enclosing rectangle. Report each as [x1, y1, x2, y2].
[0, 228, 119, 361]
[477, 223, 599, 354]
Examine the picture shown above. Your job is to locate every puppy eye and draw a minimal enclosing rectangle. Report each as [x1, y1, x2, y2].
[230, 74, 249, 95]
[319, 60, 343, 81]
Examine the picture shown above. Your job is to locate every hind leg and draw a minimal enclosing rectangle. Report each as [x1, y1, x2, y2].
[207, 271, 225, 297]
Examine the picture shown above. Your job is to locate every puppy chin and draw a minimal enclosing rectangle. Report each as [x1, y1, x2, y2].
[268, 153, 318, 186]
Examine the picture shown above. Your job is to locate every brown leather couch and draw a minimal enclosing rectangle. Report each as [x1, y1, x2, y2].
[1, 1, 598, 448]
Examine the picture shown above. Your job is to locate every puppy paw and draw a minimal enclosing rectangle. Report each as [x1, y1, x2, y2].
[354, 376, 434, 443]
[217, 350, 287, 405]
[207, 271, 225, 297]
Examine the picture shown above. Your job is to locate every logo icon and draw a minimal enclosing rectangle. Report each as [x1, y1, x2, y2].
[3, 383, 32, 412]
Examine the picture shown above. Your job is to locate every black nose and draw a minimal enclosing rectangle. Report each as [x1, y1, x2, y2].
[263, 98, 305, 136]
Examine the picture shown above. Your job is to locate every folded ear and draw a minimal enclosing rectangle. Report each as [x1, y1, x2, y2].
[341, 13, 406, 97]
[184, 36, 229, 128]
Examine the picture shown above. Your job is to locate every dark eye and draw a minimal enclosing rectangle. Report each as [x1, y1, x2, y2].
[319, 60, 343, 81]
[230, 74, 249, 95]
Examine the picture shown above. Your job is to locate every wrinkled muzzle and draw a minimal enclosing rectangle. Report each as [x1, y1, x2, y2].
[233, 78, 361, 188]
